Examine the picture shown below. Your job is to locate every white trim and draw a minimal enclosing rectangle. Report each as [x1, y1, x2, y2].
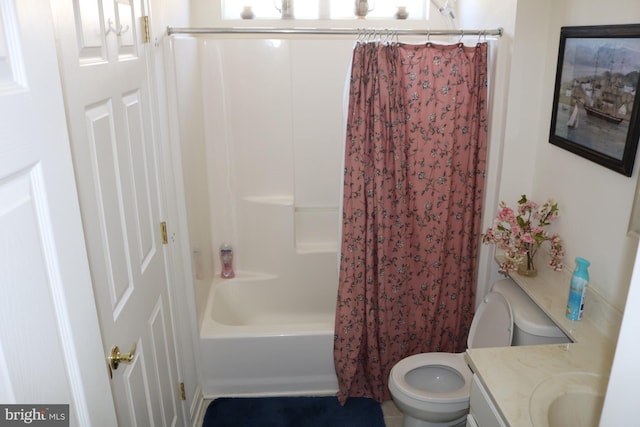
[32, 165, 92, 425]
[190, 386, 206, 427]
[161, 32, 206, 387]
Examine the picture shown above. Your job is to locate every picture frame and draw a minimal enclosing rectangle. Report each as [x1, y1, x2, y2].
[549, 24, 640, 177]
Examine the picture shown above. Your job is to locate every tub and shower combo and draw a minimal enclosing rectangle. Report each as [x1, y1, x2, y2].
[170, 35, 356, 398]
[170, 25, 502, 402]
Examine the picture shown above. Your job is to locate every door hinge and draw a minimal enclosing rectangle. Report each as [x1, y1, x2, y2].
[179, 382, 186, 401]
[160, 221, 168, 245]
[142, 15, 150, 43]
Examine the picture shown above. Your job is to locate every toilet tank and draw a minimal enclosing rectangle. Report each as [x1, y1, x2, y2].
[490, 279, 570, 346]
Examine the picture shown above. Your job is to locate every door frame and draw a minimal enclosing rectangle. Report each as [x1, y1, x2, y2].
[142, 3, 204, 424]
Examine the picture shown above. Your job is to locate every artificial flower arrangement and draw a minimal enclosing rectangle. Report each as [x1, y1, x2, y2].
[482, 195, 564, 276]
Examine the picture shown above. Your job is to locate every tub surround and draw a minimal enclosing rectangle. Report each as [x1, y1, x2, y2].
[466, 250, 623, 426]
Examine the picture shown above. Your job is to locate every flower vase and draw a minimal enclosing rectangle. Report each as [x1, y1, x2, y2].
[517, 244, 537, 277]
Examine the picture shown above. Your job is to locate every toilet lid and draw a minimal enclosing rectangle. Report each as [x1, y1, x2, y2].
[467, 291, 513, 349]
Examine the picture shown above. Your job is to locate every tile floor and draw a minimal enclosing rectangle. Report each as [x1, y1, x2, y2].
[381, 400, 403, 427]
[383, 402, 469, 427]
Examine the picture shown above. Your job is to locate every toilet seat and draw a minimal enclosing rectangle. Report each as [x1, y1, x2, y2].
[388, 291, 514, 404]
[389, 352, 471, 403]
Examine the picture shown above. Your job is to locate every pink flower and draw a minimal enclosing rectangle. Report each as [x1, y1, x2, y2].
[481, 194, 564, 274]
[518, 200, 539, 217]
[520, 233, 535, 244]
[497, 207, 514, 221]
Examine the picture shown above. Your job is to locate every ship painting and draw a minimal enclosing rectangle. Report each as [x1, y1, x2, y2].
[582, 67, 626, 125]
[549, 24, 640, 177]
[565, 47, 635, 127]
[584, 103, 624, 124]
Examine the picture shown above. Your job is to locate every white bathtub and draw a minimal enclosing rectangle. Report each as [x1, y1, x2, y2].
[200, 273, 339, 397]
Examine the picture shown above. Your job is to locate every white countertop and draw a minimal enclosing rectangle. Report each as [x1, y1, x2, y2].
[465, 251, 622, 426]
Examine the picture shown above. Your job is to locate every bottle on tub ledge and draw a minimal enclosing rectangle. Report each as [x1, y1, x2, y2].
[566, 257, 590, 321]
[220, 242, 235, 279]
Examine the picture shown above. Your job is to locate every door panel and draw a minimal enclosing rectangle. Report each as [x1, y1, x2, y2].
[52, 0, 182, 425]
[0, 0, 26, 92]
[121, 89, 157, 270]
[75, 1, 108, 63]
[115, 0, 137, 57]
[85, 99, 135, 314]
[0, 168, 72, 402]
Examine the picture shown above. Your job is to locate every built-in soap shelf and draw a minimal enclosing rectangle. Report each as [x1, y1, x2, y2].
[295, 243, 337, 254]
[243, 195, 294, 206]
[499, 248, 623, 345]
[239, 196, 339, 254]
[213, 271, 277, 285]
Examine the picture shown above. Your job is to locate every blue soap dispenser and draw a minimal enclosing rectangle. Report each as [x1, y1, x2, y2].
[566, 257, 590, 321]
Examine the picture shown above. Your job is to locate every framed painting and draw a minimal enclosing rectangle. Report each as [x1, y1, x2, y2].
[549, 24, 640, 177]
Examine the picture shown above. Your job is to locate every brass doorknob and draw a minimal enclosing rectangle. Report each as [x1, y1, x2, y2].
[107, 342, 137, 378]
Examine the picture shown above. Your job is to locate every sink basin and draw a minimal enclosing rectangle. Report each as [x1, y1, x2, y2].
[529, 372, 608, 427]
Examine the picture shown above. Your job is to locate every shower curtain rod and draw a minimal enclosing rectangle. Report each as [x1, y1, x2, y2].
[166, 26, 503, 38]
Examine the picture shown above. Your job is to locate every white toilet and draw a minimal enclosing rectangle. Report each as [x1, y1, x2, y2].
[388, 278, 569, 427]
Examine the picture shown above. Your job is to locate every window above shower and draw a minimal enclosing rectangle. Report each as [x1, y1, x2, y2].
[221, 0, 432, 21]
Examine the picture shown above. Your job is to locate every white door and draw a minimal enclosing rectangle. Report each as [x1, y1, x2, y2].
[0, 0, 117, 425]
[51, 1, 184, 425]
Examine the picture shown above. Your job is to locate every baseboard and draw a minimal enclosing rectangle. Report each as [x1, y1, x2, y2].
[190, 386, 206, 427]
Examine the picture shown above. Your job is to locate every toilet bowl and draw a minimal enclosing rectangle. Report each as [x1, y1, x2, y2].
[388, 353, 472, 426]
[388, 278, 568, 427]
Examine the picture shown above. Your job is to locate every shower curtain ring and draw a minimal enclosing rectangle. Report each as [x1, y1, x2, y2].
[477, 30, 487, 44]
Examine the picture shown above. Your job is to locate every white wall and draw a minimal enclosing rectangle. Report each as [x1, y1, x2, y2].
[534, 0, 640, 311]
[528, 3, 640, 422]
[458, 1, 640, 422]
[460, 0, 639, 313]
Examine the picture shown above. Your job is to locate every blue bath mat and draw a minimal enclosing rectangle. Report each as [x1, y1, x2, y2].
[202, 396, 385, 427]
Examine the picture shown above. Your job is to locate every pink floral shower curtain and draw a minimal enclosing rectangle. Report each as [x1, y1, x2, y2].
[334, 41, 488, 403]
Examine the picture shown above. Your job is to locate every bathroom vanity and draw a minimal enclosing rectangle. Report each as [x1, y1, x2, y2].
[465, 251, 622, 426]
[467, 373, 507, 426]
